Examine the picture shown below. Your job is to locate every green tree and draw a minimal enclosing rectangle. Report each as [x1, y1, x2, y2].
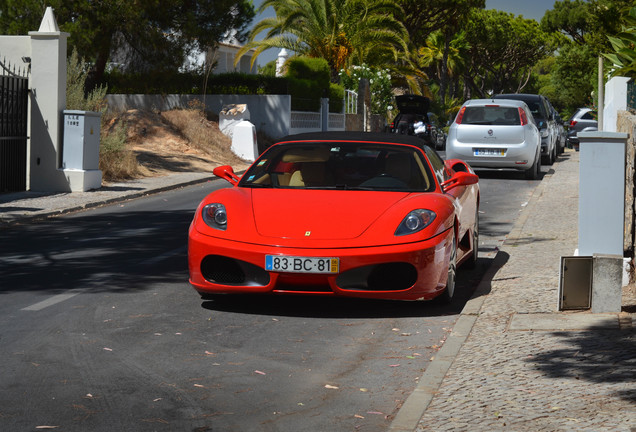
[553, 43, 598, 110]
[418, 31, 470, 95]
[398, 0, 484, 100]
[541, 0, 633, 52]
[237, 0, 410, 82]
[541, 0, 591, 45]
[0, 0, 45, 34]
[463, 9, 557, 97]
[604, 5, 636, 79]
[0, 0, 255, 85]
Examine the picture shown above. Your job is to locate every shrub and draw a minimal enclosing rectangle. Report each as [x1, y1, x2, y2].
[66, 49, 108, 114]
[339, 64, 393, 116]
[99, 117, 138, 181]
[67, 49, 136, 180]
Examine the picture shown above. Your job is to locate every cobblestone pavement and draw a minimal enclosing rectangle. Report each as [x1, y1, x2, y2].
[409, 150, 636, 431]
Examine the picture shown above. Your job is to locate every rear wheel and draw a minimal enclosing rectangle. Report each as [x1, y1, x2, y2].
[439, 231, 457, 304]
[525, 151, 541, 180]
[466, 208, 479, 269]
[546, 144, 556, 165]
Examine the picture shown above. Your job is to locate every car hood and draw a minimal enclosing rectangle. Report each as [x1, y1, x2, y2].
[251, 189, 408, 240]
[396, 95, 430, 115]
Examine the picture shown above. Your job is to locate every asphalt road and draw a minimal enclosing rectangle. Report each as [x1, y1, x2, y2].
[0, 164, 544, 431]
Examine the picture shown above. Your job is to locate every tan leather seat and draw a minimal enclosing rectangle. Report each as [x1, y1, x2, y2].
[385, 153, 412, 185]
[288, 162, 327, 187]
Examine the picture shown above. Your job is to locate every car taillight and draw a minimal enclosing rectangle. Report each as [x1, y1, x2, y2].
[569, 120, 577, 127]
[455, 107, 466, 124]
[518, 107, 528, 126]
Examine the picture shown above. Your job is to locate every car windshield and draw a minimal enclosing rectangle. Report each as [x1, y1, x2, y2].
[462, 106, 523, 126]
[239, 142, 435, 192]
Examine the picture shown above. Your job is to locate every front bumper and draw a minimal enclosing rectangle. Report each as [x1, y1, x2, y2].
[188, 228, 453, 301]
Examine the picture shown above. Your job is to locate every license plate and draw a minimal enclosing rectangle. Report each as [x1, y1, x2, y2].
[265, 255, 339, 274]
[474, 148, 505, 156]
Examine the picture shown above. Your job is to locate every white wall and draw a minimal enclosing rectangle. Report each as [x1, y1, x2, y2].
[604, 76, 630, 132]
[107, 94, 292, 138]
[0, 8, 72, 192]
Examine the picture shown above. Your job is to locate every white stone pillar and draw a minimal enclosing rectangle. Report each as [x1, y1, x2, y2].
[276, 49, 288, 77]
[231, 121, 258, 161]
[28, 7, 70, 191]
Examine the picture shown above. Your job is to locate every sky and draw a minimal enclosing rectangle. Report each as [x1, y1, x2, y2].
[250, 0, 557, 66]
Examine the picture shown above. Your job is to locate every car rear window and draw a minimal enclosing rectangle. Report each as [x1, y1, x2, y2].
[462, 106, 521, 125]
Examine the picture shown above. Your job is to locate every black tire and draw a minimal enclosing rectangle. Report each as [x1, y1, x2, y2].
[466, 208, 479, 269]
[439, 231, 457, 304]
[525, 151, 541, 180]
[546, 144, 555, 165]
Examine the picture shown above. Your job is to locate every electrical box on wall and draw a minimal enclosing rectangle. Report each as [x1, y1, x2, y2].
[559, 256, 592, 310]
[62, 110, 101, 170]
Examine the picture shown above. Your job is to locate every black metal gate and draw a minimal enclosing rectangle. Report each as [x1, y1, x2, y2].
[0, 62, 29, 192]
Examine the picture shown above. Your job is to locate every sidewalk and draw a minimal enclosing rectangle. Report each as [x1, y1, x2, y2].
[0, 172, 214, 225]
[391, 149, 636, 431]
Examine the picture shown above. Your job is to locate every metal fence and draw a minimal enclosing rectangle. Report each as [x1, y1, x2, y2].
[0, 60, 29, 192]
[628, 80, 636, 111]
[345, 90, 357, 114]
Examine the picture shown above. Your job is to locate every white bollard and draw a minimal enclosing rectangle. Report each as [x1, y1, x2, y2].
[219, 104, 250, 139]
[231, 120, 258, 161]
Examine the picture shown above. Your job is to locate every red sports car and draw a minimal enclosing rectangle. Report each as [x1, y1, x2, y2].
[188, 132, 479, 302]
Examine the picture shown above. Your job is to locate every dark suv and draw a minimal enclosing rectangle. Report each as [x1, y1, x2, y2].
[389, 95, 441, 148]
[493, 93, 558, 165]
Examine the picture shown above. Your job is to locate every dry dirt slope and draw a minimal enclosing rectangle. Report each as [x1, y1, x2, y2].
[109, 108, 251, 178]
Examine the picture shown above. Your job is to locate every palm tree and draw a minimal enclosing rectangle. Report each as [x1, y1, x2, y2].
[418, 30, 470, 101]
[236, 0, 410, 81]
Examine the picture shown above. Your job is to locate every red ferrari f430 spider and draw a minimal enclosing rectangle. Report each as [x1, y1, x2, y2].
[188, 132, 479, 303]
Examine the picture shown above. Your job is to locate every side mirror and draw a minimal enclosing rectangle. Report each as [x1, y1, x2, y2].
[441, 171, 479, 192]
[213, 165, 240, 186]
[445, 158, 470, 173]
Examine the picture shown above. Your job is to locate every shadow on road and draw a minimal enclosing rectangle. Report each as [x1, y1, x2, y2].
[0, 210, 192, 295]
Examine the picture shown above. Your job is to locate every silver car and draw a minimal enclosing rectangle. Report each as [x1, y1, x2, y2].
[566, 107, 597, 148]
[446, 99, 541, 179]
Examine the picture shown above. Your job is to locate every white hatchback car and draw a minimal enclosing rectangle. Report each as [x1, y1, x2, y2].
[446, 99, 541, 179]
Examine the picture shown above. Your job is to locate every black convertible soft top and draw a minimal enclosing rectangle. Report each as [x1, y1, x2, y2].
[276, 131, 428, 148]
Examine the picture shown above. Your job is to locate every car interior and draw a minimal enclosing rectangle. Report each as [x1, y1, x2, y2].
[240, 143, 433, 192]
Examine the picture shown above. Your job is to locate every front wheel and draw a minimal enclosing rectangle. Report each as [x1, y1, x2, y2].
[466, 208, 479, 269]
[439, 231, 457, 304]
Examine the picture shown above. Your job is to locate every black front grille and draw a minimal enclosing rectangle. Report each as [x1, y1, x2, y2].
[200, 255, 269, 286]
[337, 262, 417, 291]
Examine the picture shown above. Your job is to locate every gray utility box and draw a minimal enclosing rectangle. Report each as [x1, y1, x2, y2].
[577, 131, 626, 256]
[62, 110, 101, 170]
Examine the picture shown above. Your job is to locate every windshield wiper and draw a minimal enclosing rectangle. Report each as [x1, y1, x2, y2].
[242, 183, 272, 188]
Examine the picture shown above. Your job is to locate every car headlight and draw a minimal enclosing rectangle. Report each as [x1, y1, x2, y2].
[541, 127, 549, 138]
[395, 210, 436, 236]
[202, 203, 227, 230]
